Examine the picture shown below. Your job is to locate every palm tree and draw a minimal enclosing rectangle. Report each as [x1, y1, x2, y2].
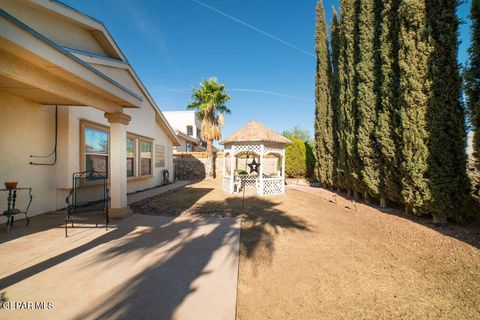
[187, 78, 231, 178]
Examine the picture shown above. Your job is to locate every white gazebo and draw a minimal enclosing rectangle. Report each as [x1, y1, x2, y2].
[220, 120, 291, 196]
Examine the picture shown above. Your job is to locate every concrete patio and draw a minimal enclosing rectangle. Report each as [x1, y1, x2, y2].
[0, 208, 240, 319]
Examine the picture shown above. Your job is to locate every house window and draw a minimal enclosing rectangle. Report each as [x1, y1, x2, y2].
[155, 144, 166, 168]
[186, 141, 192, 152]
[186, 125, 193, 136]
[140, 140, 152, 176]
[82, 121, 155, 179]
[126, 137, 135, 177]
[84, 126, 109, 175]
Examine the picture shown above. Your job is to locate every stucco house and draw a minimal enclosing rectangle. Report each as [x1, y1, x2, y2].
[163, 111, 207, 153]
[0, 0, 180, 220]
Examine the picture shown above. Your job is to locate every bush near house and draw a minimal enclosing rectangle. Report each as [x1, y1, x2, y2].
[285, 138, 315, 178]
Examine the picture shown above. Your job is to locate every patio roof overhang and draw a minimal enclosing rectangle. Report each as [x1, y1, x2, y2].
[0, 9, 143, 113]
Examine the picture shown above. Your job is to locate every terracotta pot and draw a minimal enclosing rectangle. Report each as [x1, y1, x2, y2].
[5, 182, 18, 190]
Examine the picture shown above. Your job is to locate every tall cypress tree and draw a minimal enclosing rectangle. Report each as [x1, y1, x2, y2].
[330, 8, 341, 189]
[355, 0, 380, 202]
[466, 0, 480, 172]
[338, 0, 357, 196]
[375, 0, 402, 207]
[397, 0, 432, 213]
[425, 0, 470, 221]
[314, 0, 334, 187]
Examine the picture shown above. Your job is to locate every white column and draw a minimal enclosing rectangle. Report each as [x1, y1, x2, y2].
[277, 156, 281, 177]
[222, 150, 227, 191]
[281, 151, 286, 194]
[229, 146, 235, 193]
[105, 112, 132, 218]
[259, 144, 264, 196]
[222, 151, 226, 178]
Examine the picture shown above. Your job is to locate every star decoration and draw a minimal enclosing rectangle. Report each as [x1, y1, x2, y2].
[247, 158, 260, 174]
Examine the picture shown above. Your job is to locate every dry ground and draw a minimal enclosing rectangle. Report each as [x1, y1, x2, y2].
[131, 179, 480, 320]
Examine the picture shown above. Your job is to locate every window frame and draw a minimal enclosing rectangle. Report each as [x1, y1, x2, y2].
[139, 139, 153, 177]
[126, 135, 136, 178]
[80, 120, 110, 181]
[80, 120, 154, 182]
[128, 132, 154, 180]
[186, 125, 193, 136]
[155, 144, 166, 168]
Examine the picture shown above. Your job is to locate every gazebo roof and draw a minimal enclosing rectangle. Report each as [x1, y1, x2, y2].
[220, 120, 292, 145]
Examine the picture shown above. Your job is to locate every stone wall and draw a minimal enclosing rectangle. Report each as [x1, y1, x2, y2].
[174, 153, 281, 180]
[174, 155, 222, 180]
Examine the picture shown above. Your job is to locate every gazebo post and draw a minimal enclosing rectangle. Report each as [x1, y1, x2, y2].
[222, 150, 227, 190]
[281, 151, 286, 194]
[259, 144, 264, 196]
[229, 146, 236, 193]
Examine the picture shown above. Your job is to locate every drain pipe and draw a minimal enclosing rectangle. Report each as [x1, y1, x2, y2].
[30, 105, 57, 166]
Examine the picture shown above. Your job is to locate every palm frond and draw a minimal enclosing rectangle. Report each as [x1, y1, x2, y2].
[218, 113, 225, 127]
[186, 77, 231, 142]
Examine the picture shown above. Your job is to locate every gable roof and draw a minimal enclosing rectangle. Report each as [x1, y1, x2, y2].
[31, 0, 127, 60]
[175, 130, 200, 144]
[25, 0, 180, 146]
[220, 120, 292, 145]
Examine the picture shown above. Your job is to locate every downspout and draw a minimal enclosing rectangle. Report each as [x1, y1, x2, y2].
[30, 105, 57, 166]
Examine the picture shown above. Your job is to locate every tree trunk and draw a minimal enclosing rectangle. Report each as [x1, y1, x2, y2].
[206, 139, 216, 179]
[432, 213, 447, 225]
[363, 191, 370, 204]
[354, 190, 359, 200]
[380, 197, 387, 209]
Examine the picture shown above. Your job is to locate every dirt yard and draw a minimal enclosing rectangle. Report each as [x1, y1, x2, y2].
[131, 179, 480, 319]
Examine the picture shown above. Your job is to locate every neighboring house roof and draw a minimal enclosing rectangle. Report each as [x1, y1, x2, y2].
[221, 120, 292, 145]
[11, 0, 180, 146]
[175, 130, 199, 144]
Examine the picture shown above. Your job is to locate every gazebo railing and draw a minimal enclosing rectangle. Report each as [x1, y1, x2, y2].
[235, 174, 258, 188]
[262, 177, 283, 195]
[223, 176, 231, 192]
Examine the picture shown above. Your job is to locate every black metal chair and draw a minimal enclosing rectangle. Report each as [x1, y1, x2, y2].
[1, 187, 32, 232]
[65, 171, 109, 237]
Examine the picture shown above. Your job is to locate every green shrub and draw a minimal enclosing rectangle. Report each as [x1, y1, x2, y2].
[285, 138, 315, 178]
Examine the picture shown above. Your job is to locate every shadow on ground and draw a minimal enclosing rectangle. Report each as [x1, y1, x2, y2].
[75, 188, 309, 318]
[131, 185, 311, 261]
[0, 184, 309, 319]
[73, 216, 237, 319]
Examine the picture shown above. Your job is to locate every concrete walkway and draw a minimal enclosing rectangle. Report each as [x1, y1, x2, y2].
[0, 213, 240, 320]
[127, 180, 191, 205]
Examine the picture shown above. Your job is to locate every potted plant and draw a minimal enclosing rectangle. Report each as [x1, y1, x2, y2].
[4, 181, 18, 190]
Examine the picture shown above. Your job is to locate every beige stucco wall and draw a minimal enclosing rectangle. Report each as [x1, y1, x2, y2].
[54, 103, 175, 205]
[0, 92, 176, 221]
[0, 0, 177, 221]
[0, 91, 57, 222]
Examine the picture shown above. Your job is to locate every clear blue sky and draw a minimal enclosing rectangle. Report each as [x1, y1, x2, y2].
[63, 0, 472, 141]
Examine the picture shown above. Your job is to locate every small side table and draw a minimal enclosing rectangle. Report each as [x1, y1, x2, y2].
[1, 188, 32, 232]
